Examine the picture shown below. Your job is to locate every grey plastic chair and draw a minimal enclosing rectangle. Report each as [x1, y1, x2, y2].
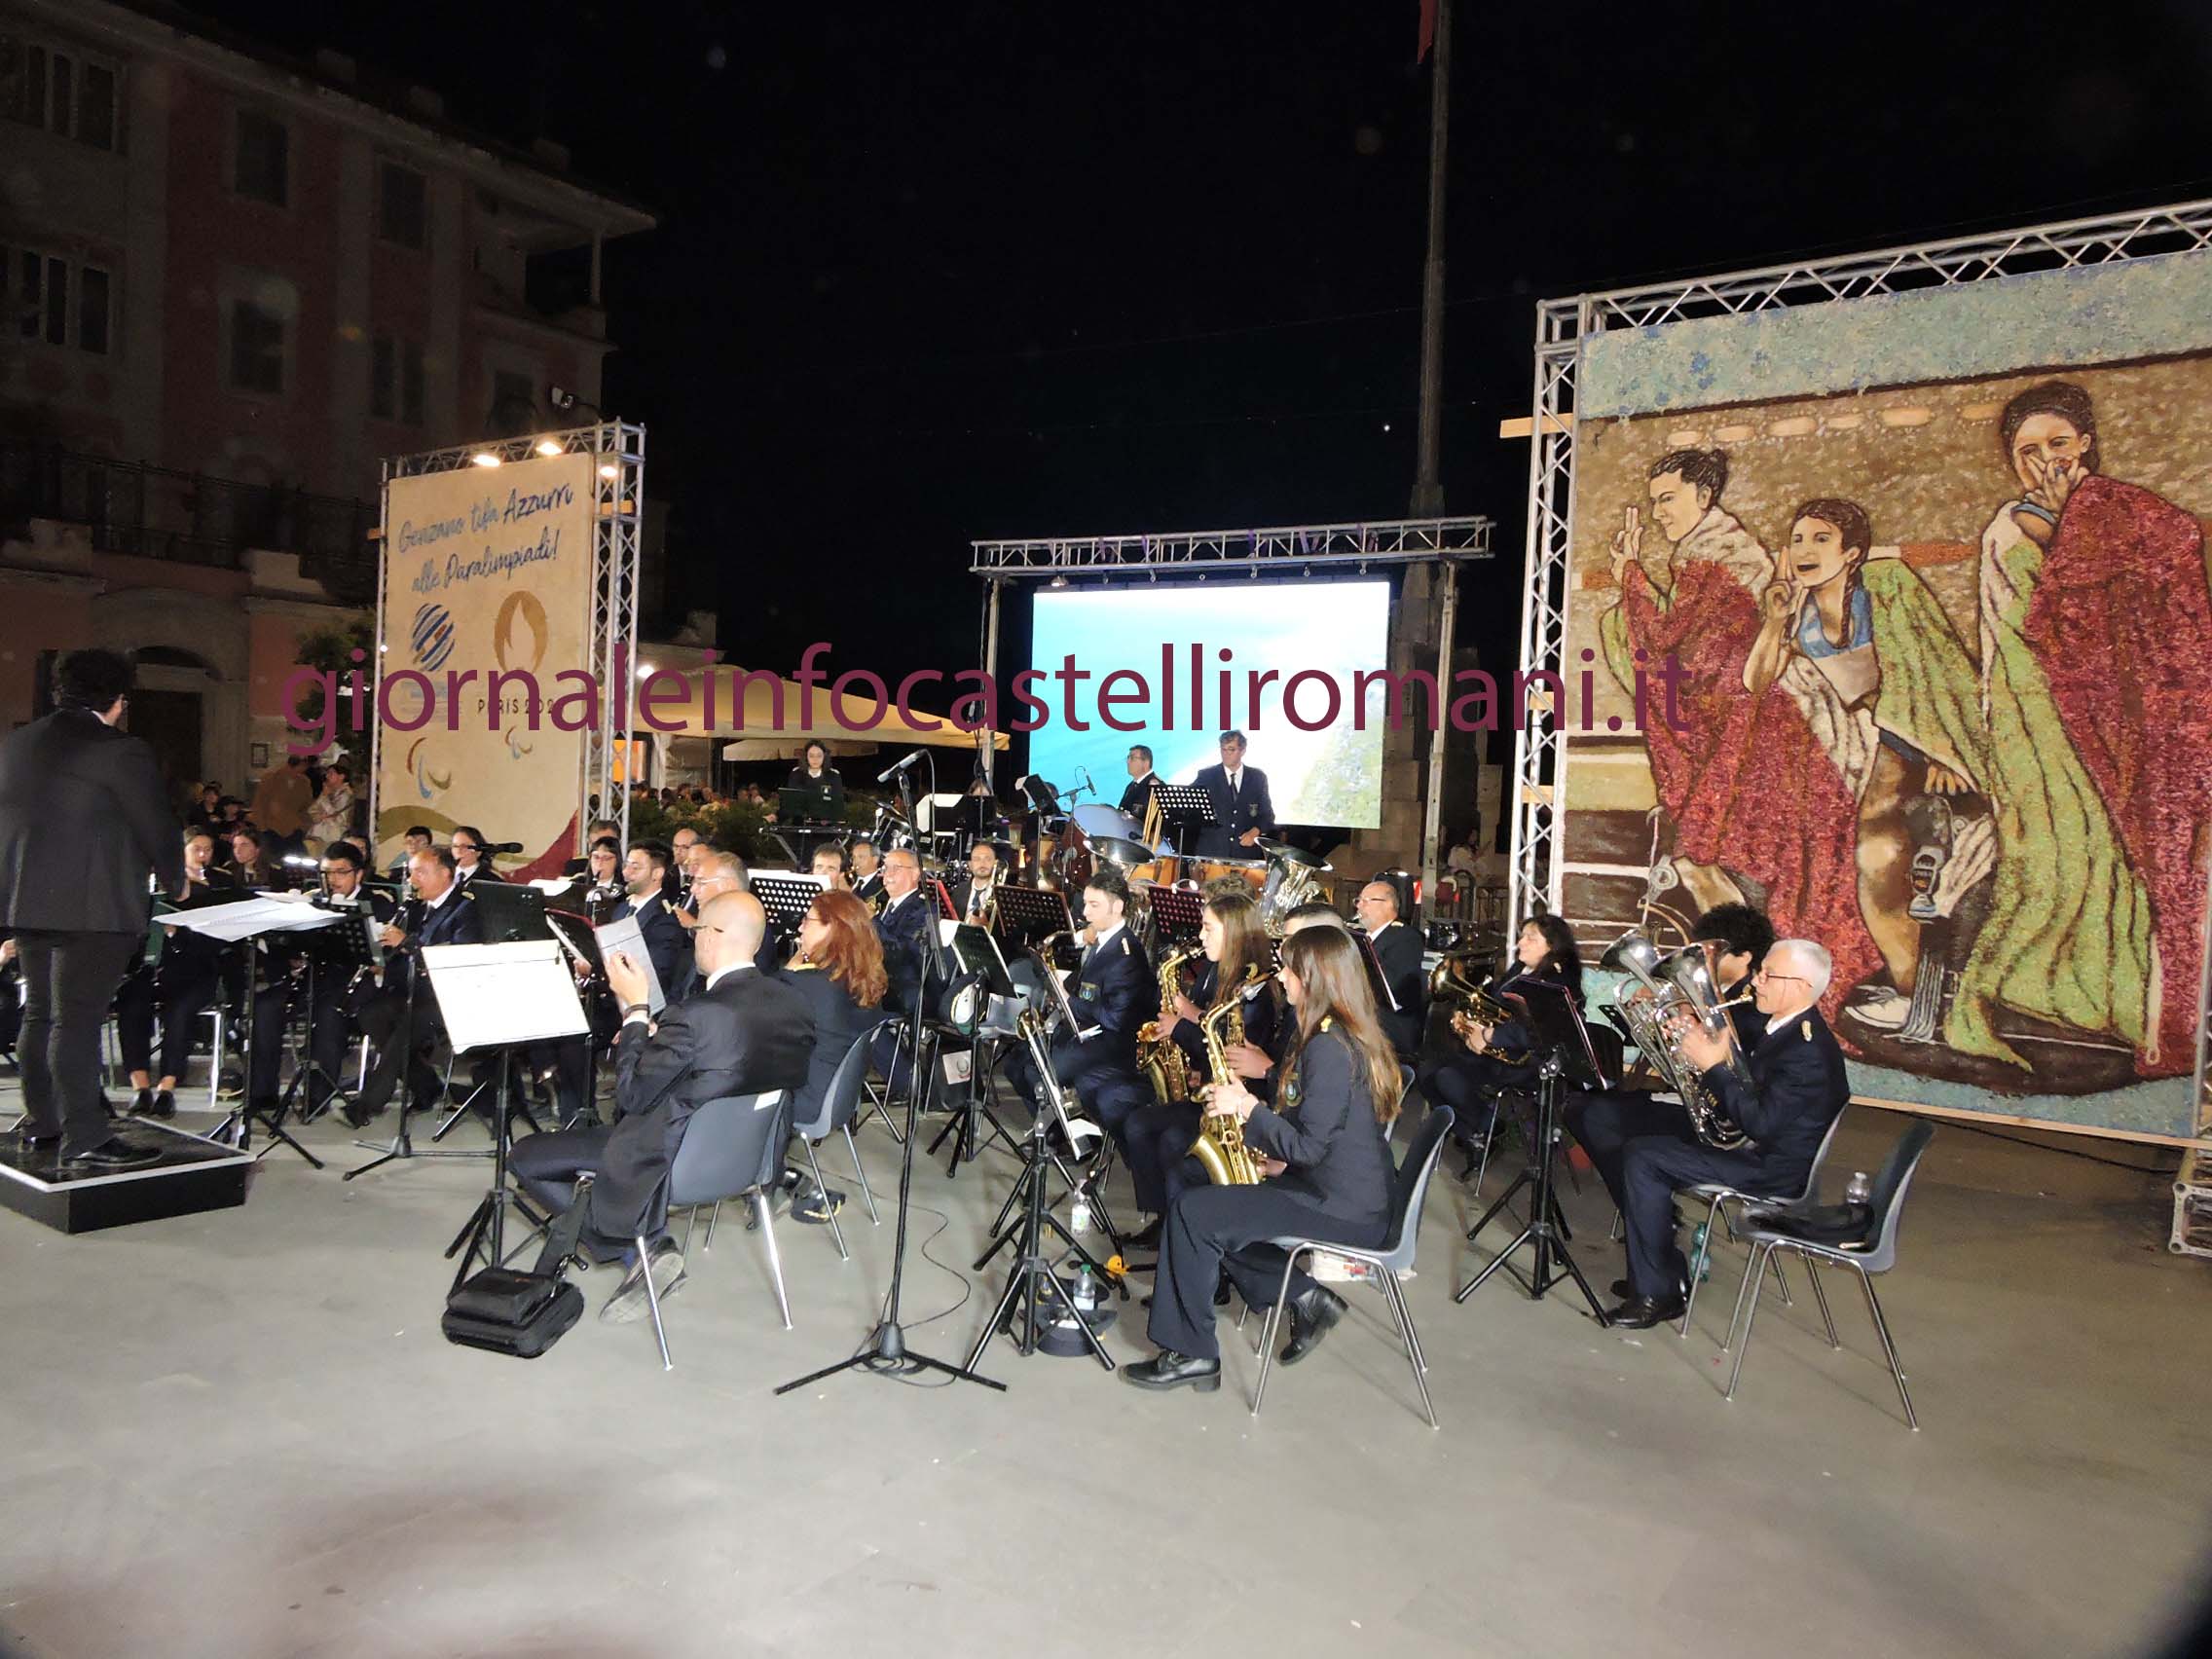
[635, 1088, 793, 1370]
[1677, 1108, 1848, 1337]
[1250, 1104, 1454, 1428]
[1724, 1119, 1936, 1429]
[787, 1019, 896, 1260]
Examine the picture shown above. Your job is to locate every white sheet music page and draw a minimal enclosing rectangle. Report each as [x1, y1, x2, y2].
[421, 940, 590, 1051]
[160, 896, 347, 942]
[592, 916, 667, 1014]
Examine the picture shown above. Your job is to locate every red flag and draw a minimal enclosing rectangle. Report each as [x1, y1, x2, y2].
[1418, 0, 1439, 61]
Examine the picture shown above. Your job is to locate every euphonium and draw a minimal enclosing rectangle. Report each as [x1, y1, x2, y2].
[1599, 929, 1756, 1151]
[1137, 946, 1198, 1105]
[1427, 950, 1520, 1028]
[1190, 968, 1265, 1185]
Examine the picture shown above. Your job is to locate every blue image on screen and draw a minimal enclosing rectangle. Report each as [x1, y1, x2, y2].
[1026, 580, 1390, 830]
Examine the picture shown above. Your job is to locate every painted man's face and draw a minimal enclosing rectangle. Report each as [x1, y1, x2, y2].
[1645, 470, 1709, 544]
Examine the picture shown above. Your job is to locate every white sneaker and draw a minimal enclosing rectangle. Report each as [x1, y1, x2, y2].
[600, 1243, 686, 1324]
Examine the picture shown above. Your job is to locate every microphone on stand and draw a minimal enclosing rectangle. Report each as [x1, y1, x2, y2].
[483, 841, 525, 854]
[876, 750, 927, 785]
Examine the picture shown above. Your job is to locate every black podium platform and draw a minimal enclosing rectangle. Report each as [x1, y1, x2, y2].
[0, 1121, 251, 1235]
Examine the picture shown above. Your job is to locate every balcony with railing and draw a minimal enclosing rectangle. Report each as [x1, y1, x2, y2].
[0, 440, 379, 605]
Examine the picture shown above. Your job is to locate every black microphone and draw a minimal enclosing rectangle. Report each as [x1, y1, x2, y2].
[875, 750, 927, 784]
[483, 840, 525, 854]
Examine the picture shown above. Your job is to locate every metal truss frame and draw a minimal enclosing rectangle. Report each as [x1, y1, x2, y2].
[368, 422, 645, 857]
[1508, 197, 2212, 1155]
[970, 515, 1493, 578]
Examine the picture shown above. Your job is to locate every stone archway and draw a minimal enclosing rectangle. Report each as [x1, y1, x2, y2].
[90, 588, 251, 797]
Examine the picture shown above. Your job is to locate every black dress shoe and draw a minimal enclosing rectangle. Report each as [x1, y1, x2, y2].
[147, 1088, 176, 1120]
[1280, 1285, 1347, 1365]
[15, 1122, 61, 1150]
[1602, 1293, 1687, 1330]
[64, 1137, 164, 1169]
[131, 1088, 156, 1116]
[1125, 1217, 1163, 1250]
[1123, 1350, 1221, 1392]
[1610, 1278, 1632, 1300]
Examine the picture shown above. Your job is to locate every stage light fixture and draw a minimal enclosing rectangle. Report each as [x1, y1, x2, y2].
[470, 451, 500, 467]
[534, 438, 563, 457]
[1049, 573, 1068, 588]
[597, 462, 618, 479]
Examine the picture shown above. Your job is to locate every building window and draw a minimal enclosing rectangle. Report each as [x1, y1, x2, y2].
[371, 334, 425, 425]
[233, 108, 289, 206]
[379, 161, 426, 248]
[2, 243, 111, 353]
[0, 35, 122, 151]
[229, 297, 286, 394]
[488, 369, 537, 434]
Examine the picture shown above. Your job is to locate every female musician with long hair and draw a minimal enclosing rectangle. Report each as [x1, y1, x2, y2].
[785, 740, 847, 820]
[1124, 926, 1401, 1393]
[1119, 891, 1284, 1240]
[780, 887, 888, 1223]
[1419, 912, 1583, 1176]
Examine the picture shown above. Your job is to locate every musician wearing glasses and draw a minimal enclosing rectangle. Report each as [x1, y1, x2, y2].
[1586, 934, 1850, 1328]
[849, 838, 886, 911]
[1352, 877, 1427, 1060]
[242, 840, 394, 1123]
[1419, 914, 1584, 1175]
[1005, 868, 1153, 1150]
[449, 827, 502, 888]
[1124, 926, 1400, 1392]
[1192, 730, 1274, 857]
[1117, 745, 1162, 819]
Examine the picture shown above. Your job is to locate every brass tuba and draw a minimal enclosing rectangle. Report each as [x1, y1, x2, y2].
[1190, 968, 1266, 1184]
[1137, 947, 1198, 1104]
[1599, 930, 1756, 1150]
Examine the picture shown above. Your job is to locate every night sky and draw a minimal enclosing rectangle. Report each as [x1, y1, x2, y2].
[210, 0, 2212, 758]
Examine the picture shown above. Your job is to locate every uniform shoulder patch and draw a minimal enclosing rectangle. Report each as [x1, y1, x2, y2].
[1800, 1019, 1813, 1041]
[1118, 936, 1130, 954]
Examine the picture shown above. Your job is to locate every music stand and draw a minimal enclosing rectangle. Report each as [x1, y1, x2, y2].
[752, 873, 826, 938]
[276, 898, 384, 1125]
[990, 883, 1074, 950]
[1151, 783, 1215, 858]
[1453, 979, 1611, 1321]
[925, 923, 1023, 1173]
[467, 882, 553, 944]
[1145, 886, 1204, 944]
[421, 940, 590, 1293]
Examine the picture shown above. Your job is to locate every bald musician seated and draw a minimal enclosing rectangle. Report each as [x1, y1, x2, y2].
[508, 892, 814, 1324]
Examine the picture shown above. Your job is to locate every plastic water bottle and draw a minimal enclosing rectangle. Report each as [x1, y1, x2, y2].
[1689, 1223, 1712, 1281]
[1845, 1170, 1873, 1206]
[1070, 1195, 1092, 1234]
[1073, 1266, 1098, 1312]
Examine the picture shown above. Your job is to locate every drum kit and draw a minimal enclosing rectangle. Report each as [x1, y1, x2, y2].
[1044, 801, 1330, 940]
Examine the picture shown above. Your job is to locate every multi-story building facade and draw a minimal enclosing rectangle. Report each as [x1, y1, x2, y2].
[0, 0, 664, 797]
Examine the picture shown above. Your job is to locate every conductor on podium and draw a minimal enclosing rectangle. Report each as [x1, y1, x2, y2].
[0, 648, 180, 1167]
[1192, 730, 1273, 858]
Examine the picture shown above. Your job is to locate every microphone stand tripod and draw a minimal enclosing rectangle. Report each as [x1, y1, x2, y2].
[777, 919, 1004, 1396]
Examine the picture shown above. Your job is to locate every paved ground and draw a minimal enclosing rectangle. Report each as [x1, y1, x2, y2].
[3, 1078, 2209, 1659]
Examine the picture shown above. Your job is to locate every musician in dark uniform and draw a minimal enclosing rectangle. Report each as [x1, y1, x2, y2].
[345, 846, 484, 1124]
[615, 840, 691, 995]
[1124, 925, 1401, 1391]
[450, 826, 502, 889]
[1191, 730, 1274, 858]
[1117, 745, 1162, 820]
[1119, 890, 1286, 1241]
[1601, 936, 1850, 1328]
[850, 838, 886, 911]
[562, 819, 623, 879]
[0, 650, 186, 1164]
[243, 839, 395, 1122]
[785, 741, 846, 819]
[509, 892, 815, 1322]
[1419, 913, 1584, 1171]
[949, 840, 1002, 926]
[1352, 878, 1427, 1060]
[777, 888, 889, 1221]
[1004, 867, 1152, 1148]
[1564, 901, 1772, 1219]
[871, 848, 934, 1015]
[111, 828, 235, 1120]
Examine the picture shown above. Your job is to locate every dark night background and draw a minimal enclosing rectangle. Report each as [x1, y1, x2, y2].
[208, 0, 2212, 755]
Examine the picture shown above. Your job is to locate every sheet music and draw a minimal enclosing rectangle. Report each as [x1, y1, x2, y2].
[157, 896, 347, 943]
[593, 916, 669, 1014]
[421, 940, 590, 1051]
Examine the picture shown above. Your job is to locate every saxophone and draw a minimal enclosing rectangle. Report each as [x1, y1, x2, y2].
[1191, 968, 1265, 1185]
[1137, 947, 1198, 1105]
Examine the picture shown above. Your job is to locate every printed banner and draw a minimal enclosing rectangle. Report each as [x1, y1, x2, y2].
[1560, 248, 2212, 1139]
[373, 452, 595, 879]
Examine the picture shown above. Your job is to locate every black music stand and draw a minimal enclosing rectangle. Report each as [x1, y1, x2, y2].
[1150, 784, 1214, 858]
[924, 923, 1021, 1173]
[752, 874, 825, 938]
[1145, 886, 1205, 944]
[990, 883, 1074, 951]
[1453, 979, 1611, 1321]
[467, 882, 552, 943]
